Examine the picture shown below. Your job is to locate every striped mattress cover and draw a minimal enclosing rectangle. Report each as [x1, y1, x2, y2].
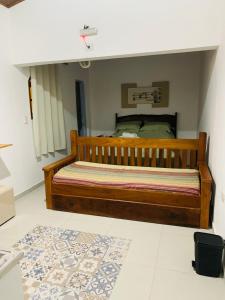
[53, 161, 200, 196]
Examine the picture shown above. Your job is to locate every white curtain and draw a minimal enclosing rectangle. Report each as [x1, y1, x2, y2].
[30, 65, 66, 157]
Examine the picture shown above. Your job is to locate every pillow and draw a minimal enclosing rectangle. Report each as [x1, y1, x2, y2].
[138, 130, 175, 139]
[140, 122, 171, 132]
[116, 121, 142, 131]
[113, 128, 139, 137]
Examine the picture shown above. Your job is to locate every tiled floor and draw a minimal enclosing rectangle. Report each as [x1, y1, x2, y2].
[0, 184, 224, 299]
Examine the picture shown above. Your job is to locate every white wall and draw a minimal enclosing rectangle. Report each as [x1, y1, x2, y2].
[0, 6, 66, 196]
[0, 7, 91, 196]
[198, 4, 225, 237]
[9, 0, 220, 66]
[57, 63, 90, 149]
[89, 53, 201, 137]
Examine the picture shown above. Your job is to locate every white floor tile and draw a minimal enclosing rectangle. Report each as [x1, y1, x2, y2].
[162, 223, 214, 236]
[108, 220, 162, 268]
[15, 184, 46, 214]
[156, 231, 194, 273]
[110, 218, 163, 234]
[111, 262, 155, 300]
[64, 213, 113, 235]
[0, 211, 71, 248]
[150, 269, 225, 300]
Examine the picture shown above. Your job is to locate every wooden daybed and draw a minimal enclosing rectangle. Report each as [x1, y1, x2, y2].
[43, 131, 212, 229]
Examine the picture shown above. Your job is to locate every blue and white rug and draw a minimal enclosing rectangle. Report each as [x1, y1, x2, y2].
[13, 225, 130, 300]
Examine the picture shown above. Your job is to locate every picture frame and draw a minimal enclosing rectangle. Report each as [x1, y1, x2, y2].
[128, 87, 161, 105]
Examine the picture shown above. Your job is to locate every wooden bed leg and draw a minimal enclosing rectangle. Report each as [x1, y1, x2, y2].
[200, 180, 212, 229]
[44, 170, 54, 209]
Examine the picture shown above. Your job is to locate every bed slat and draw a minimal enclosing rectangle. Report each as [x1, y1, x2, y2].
[117, 146, 121, 165]
[144, 148, 150, 166]
[124, 147, 128, 165]
[159, 149, 164, 167]
[137, 148, 142, 166]
[130, 148, 135, 166]
[151, 148, 157, 167]
[104, 146, 108, 164]
[181, 150, 187, 168]
[92, 145, 97, 162]
[166, 149, 172, 168]
[86, 145, 90, 162]
[190, 150, 197, 169]
[174, 150, 180, 168]
[79, 145, 84, 161]
[110, 146, 115, 164]
[98, 146, 103, 163]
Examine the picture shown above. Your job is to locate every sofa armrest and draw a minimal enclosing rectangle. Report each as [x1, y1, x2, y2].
[198, 163, 212, 229]
[199, 163, 212, 183]
[42, 154, 76, 173]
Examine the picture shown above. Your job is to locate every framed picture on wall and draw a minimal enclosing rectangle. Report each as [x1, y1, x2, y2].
[128, 87, 160, 104]
[121, 81, 169, 108]
[121, 83, 137, 108]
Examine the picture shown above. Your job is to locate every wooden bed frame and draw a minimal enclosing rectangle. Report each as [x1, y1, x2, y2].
[115, 112, 178, 137]
[43, 130, 212, 228]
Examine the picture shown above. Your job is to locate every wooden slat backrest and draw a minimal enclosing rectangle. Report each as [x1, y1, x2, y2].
[123, 147, 128, 165]
[174, 150, 180, 168]
[110, 146, 115, 164]
[91, 145, 96, 162]
[86, 144, 90, 162]
[159, 149, 164, 167]
[98, 146, 103, 163]
[144, 148, 150, 166]
[151, 149, 157, 167]
[130, 148, 135, 166]
[190, 150, 197, 169]
[166, 149, 172, 168]
[181, 150, 188, 168]
[77, 136, 199, 149]
[104, 146, 108, 164]
[117, 146, 121, 165]
[79, 144, 84, 161]
[71, 131, 206, 169]
[137, 148, 142, 166]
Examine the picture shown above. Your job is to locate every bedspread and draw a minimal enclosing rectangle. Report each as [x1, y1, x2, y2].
[53, 161, 200, 196]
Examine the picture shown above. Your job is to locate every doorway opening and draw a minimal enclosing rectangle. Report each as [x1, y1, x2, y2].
[75, 80, 87, 136]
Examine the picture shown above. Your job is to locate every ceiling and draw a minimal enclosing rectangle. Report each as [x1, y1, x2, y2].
[0, 0, 24, 8]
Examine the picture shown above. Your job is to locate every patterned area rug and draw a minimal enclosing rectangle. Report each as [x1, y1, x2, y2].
[13, 225, 130, 300]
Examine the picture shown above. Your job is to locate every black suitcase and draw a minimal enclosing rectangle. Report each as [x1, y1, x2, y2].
[192, 232, 224, 277]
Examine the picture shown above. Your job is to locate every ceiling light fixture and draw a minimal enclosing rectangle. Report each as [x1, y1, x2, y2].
[79, 61, 91, 69]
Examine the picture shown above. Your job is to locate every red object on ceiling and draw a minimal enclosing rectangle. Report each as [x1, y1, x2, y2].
[0, 0, 25, 8]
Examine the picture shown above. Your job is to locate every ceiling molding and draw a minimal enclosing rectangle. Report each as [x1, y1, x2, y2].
[0, 0, 25, 8]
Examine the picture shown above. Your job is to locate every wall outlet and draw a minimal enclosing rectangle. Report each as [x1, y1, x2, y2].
[222, 191, 225, 202]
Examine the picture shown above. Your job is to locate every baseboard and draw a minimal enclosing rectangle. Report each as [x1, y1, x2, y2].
[15, 181, 44, 200]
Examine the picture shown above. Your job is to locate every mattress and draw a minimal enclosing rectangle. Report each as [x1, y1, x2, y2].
[53, 161, 200, 196]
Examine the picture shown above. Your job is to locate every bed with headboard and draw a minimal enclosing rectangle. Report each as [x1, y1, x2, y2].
[43, 128, 212, 229]
[114, 112, 177, 138]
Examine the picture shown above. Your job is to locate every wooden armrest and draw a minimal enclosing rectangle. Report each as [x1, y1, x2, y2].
[199, 163, 212, 183]
[42, 154, 76, 173]
[199, 163, 212, 229]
